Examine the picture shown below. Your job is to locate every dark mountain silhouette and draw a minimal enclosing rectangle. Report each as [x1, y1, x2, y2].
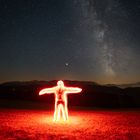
[0, 80, 140, 108]
[106, 82, 140, 88]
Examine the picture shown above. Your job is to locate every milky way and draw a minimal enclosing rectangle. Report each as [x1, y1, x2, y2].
[74, 0, 140, 83]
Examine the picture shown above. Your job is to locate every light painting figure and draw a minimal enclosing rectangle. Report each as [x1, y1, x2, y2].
[39, 80, 82, 121]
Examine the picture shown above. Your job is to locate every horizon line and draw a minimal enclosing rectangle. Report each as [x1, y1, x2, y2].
[0, 79, 140, 85]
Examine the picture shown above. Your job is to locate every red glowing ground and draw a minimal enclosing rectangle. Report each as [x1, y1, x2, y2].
[0, 109, 140, 140]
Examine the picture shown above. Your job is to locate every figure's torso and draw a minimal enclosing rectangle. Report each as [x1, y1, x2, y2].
[55, 87, 66, 102]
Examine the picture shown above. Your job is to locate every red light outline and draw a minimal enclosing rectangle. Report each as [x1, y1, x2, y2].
[39, 80, 82, 121]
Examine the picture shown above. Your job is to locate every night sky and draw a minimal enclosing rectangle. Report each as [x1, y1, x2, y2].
[0, 0, 140, 84]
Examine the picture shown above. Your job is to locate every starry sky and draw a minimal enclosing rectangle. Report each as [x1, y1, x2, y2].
[0, 0, 140, 84]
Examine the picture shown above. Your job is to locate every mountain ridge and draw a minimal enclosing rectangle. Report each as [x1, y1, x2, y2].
[1, 80, 140, 88]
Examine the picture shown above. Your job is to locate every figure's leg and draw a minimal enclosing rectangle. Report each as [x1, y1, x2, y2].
[57, 104, 61, 121]
[61, 102, 68, 120]
[61, 104, 67, 121]
[53, 102, 58, 121]
[64, 103, 68, 120]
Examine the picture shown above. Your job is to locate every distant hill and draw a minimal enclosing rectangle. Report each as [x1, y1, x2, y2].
[0, 80, 140, 108]
[117, 82, 140, 88]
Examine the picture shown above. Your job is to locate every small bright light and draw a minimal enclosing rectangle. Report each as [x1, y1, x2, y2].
[39, 80, 82, 121]
[65, 63, 69, 66]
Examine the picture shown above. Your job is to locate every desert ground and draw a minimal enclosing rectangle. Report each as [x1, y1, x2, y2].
[0, 108, 140, 140]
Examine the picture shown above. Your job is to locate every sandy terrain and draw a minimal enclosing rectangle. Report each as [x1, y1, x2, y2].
[0, 109, 140, 140]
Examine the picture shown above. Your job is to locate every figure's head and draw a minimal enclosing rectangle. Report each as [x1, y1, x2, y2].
[57, 80, 64, 87]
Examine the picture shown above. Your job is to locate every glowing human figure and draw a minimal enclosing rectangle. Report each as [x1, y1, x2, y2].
[39, 80, 82, 121]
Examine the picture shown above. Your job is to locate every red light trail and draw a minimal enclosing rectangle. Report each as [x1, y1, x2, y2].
[39, 80, 82, 121]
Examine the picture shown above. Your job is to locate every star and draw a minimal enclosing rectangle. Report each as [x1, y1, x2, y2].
[65, 63, 69, 67]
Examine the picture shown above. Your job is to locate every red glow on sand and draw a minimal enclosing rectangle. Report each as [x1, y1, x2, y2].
[39, 80, 82, 121]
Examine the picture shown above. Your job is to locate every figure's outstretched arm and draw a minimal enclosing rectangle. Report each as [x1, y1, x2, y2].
[65, 87, 82, 94]
[39, 87, 56, 95]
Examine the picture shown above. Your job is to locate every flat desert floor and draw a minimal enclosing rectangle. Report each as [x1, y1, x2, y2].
[0, 109, 140, 140]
